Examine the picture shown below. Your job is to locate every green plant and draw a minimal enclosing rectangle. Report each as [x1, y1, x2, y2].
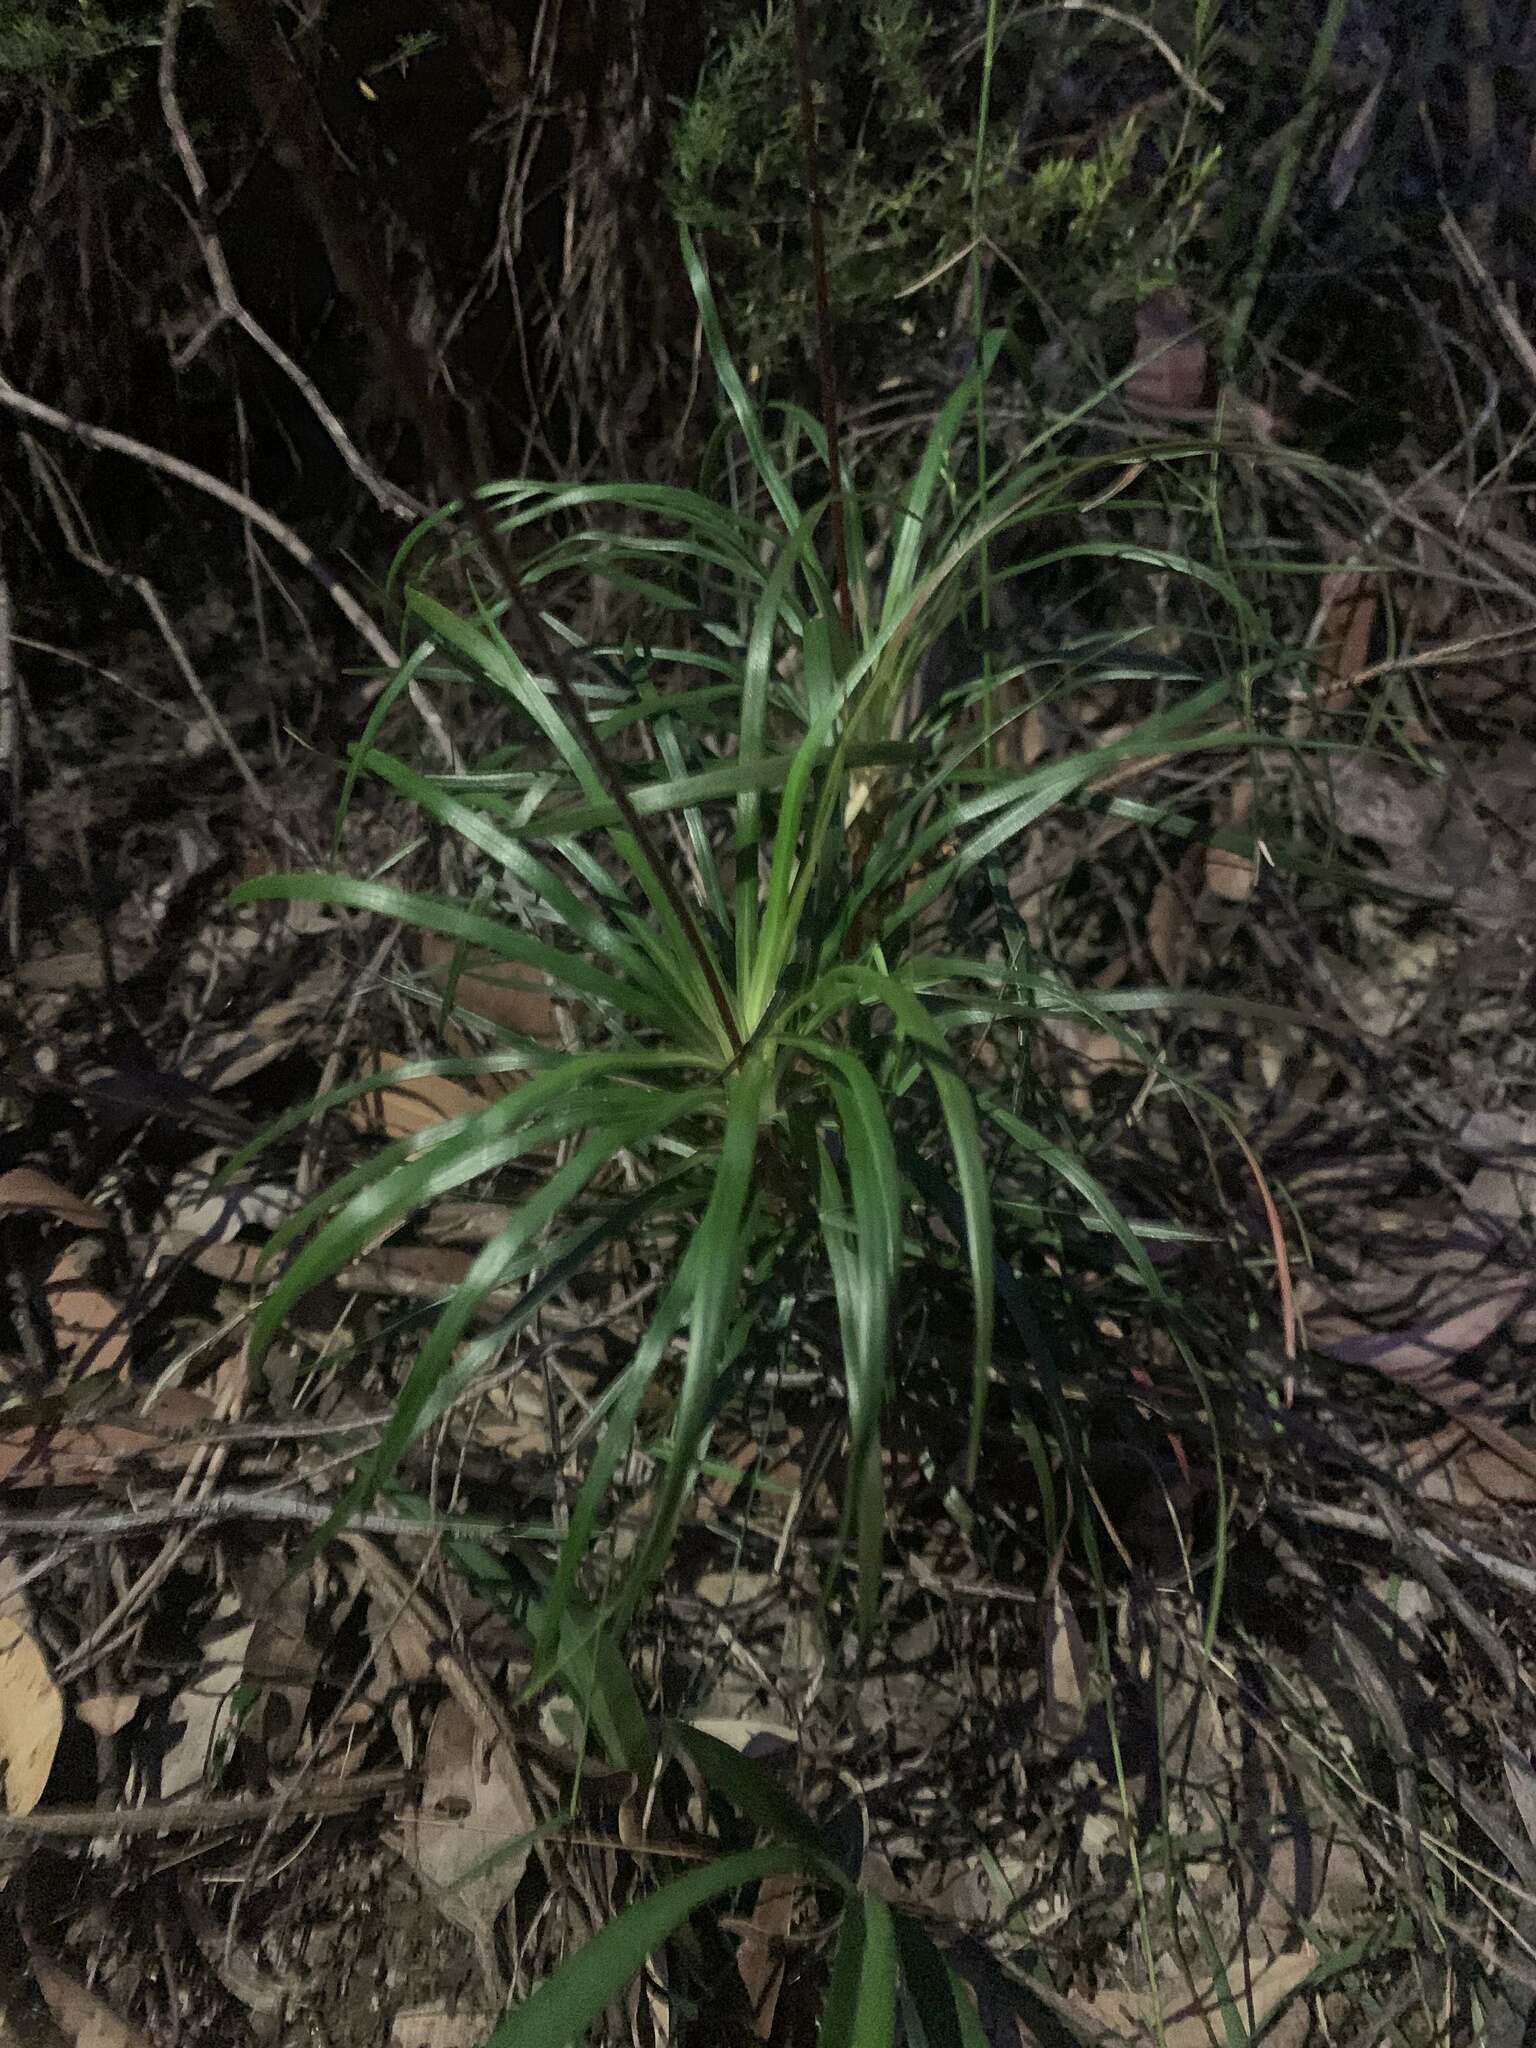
[228, 224, 1263, 1681]
[481, 1722, 1006, 2047]
[0, 0, 164, 109]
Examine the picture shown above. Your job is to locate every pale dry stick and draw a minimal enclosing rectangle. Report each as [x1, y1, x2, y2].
[0, 1769, 413, 1839]
[1285, 1497, 1536, 1599]
[26, 437, 309, 857]
[0, 1492, 508, 1542]
[157, 0, 422, 526]
[0, 374, 454, 767]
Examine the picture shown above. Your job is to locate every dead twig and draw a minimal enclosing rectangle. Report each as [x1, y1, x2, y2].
[0, 371, 453, 766]
[0, 1768, 414, 1838]
[23, 436, 310, 858]
[0, 1491, 514, 1542]
[157, 0, 422, 525]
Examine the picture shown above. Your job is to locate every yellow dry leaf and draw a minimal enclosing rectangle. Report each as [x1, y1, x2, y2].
[0, 1614, 63, 1816]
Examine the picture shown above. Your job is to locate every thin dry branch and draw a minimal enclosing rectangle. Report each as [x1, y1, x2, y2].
[0, 370, 453, 763]
[157, 0, 423, 525]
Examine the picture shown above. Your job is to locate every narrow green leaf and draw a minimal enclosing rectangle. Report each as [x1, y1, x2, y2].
[230, 872, 675, 1027]
[480, 1844, 806, 2048]
[670, 1724, 831, 1869]
[892, 1915, 993, 2048]
[819, 1894, 897, 2048]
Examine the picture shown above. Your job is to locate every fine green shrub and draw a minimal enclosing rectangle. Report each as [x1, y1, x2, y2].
[669, 0, 1223, 388]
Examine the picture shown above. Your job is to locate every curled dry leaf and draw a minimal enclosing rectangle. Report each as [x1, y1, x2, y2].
[0, 1169, 108, 1232]
[0, 1615, 63, 1816]
[1146, 870, 1193, 986]
[1040, 1583, 1090, 1753]
[1502, 1741, 1536, 1852]
[1314, 569, 1378, 698]
[399, 1697, 536, 1994]
[1327, 74, 1385, 210]
[736, 1867, 798, 2042]
[158, 1598, 256, 1801]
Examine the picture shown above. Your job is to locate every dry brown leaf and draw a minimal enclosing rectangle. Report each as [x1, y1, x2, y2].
[400, 1698, 536, 1989]
[1395, 1423, 1536, 1507]
[0, 1170, 108, 1232]
[31, 1958, 153, 2048]
[43, 1242, 128, 1377]
[193, 966, 344, 1093]
[1127, 288, 1208, 416]
[348, 1052, 497, 1139]
[1146, 875, 1191, 985]
[236, 1553, 317, 1773]
[76, 1694, 140, 1739]
[1040, 1584, 1090, 1751]
[1303, 1270, 1536, 1488]
[1206, 777, 1256, 902]
[1304, 1272, 1530, 1384]
[1315, 570, 1378, 697]
[0, 1390, 214, 1489]
[418, 933, 561, 1041]
[0, 1616, 63, 1816]
[1079, 1941, 1317, 2045]
[735, 1865, 798, 2040]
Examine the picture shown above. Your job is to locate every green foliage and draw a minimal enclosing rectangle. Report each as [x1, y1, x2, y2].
[668, 0, 1222, 383]
[230, 227, 1263, 1692]
[481, 1725, 1005, 2046]
[0, 0, 163, 102]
